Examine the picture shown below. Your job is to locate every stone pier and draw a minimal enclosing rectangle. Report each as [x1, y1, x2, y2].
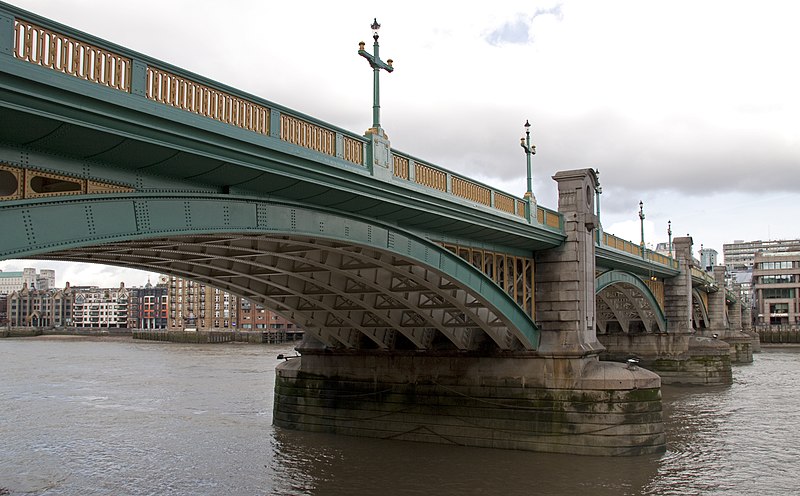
[274, 169, 665, 456]
[703, 267, 753, 363]
[599, 237, 732, 385]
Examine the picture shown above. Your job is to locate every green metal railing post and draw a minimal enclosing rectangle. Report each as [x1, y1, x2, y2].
[0, 11, 13, 57]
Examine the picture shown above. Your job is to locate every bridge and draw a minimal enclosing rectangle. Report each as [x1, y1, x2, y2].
[0, 2, 754, 455]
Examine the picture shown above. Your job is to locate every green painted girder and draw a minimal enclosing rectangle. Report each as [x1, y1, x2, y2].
[596, 269, 667, 332]
[0, 193, 540, 350]
[0, 73, 562, 252]
[0, 2, 564, 253]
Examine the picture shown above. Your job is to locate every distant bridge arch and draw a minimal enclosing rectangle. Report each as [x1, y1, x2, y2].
[692, 288, 710, 329]
[595, 270, 666, 334]
[0, 194, 539, 351]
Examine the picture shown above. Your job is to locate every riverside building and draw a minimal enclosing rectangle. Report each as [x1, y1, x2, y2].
[71, 284, 129, 328]
[6, 283, 74, 327]
[752, 251, 800, 326]
[167, 276, 298, 332]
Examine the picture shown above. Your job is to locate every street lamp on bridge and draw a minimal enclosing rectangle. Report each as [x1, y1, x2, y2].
[520, 120, 536, 223]
[358, 18, 394, 137]
[668, 220, 673, 258]
[639, 200, 645, 256]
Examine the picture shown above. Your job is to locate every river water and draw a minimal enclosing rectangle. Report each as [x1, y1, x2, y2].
[1, 337, 798, 495]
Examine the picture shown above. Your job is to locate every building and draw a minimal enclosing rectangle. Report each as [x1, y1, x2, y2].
[0, 268, 38, 294]
[699, 247, 718, 271]
[724, 239, 800, 272]
[0, 294, 7, 325]
[724, 239, 800, 318]
[166, 275, 299, 332]
[6, 283, 74, 327]
[36, 269, 56, 290]
[72, 283, 129, 328]
[167, 277, 239, 330]
[751, 251, 800, 326]
[238, 299, 297, 331]
[128, 279, 168, 329]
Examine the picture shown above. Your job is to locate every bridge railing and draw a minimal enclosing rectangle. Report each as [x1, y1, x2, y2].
[600, 232, 679, 269]
[6, 8, 370, 169]
[3, 4, 562, 233]
[690, 267, 718, 289]
[391, 150, 563, 232]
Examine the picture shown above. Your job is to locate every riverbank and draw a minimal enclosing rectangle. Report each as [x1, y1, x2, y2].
[0, 327, 302, 345]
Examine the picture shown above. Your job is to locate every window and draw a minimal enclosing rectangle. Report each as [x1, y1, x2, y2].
[762, 288, 795, 299]
[770, 303, 789, 314]
[759, 261, 794, 270]
[760, 275, 795, 284]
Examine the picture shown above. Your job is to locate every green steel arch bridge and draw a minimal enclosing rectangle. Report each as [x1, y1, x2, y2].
[0, 2, 699, 353]
[1, 2, 756, 456]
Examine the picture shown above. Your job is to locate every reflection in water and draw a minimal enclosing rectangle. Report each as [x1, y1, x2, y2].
[1, 338, 799, 495]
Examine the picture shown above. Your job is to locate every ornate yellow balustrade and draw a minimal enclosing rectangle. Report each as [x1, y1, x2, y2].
[537, 206, 562, 229]
[280, 114, 335, 155]
[393, 155, 409, 179]
[342, 136, 364, 166]
[452, 176, 491, 207]
[392, 151, 562, 225]
[13, 19, 131, 92]
[602, 232, 679, 269]
[494, 193, 516, 215]
[603, 232, 643, 257]
[146, 67, 270, 135]
[414, 162, 447, 192]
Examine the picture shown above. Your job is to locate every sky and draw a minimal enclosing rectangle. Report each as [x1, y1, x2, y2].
[2, 0, 799, 288]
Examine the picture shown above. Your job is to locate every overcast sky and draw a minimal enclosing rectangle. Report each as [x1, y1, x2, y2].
[2, 0, 799, 288]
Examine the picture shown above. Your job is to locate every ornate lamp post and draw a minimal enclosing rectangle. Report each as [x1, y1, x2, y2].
[639, 200, 645, 256]
[358, 18, 393, 136]
[667, 219, 672, 257]
[520, 120, 536, 222]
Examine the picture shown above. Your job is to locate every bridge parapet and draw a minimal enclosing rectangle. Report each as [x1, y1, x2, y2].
[3, 4, 561, 236]
[391, 149, 562, 231]
[690, 266, 718, 291]
[3, 6, 371, 169]
[600, 232, 678, 270]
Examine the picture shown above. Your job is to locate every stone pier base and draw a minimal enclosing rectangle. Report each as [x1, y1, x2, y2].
[599, 334, 732, 386]
[747, 331, 761, 353]
[697, 330, 754, 364]
[274, 351, 665, 456]
[647, 337, 732, 385]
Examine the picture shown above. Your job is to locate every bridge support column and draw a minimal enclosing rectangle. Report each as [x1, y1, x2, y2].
[274, 169, 665, 456]
[740, 285, 760, 352]
[636, 237, 732, 384]
[275, 349, 664, 456]
[705, 267, 753, 363]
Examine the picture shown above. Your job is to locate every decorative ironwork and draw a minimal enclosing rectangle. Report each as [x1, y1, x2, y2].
[14, 19, 131, 92]
[443, 243, 535, 320]
[146, 67, 269, 135]
[451, 176, 491, 207]
[342, 136, 364, 166]
[392, 154, 409, 179]
[0, 163, 133, 201]
[414, 162, 447, 192]
[280, 114, 335, 156]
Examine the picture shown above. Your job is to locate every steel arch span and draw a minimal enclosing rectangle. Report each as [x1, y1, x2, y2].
[595, 269, 667, 334]
[0, 194, 539, 351]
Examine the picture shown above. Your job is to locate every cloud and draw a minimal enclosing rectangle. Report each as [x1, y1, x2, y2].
[485, 5, 563, 46]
